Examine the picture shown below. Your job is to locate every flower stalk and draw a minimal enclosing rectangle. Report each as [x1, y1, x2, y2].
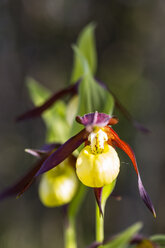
[65, 183, 87, 248]
[95, 181, 117, 247]
[96, 201, 105, 245]
[64, 216, 77, 248]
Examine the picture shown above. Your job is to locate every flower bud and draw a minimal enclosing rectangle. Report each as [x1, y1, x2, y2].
[76, 144, 120, 188]
[39, 158, 78, 207]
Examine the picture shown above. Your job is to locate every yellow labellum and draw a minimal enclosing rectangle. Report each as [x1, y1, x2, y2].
[76, 144, 120, 188]
[39, 159, 78, 207]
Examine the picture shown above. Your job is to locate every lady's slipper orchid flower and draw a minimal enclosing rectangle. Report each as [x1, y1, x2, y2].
[0, 112, 155, 218]
[36, 112, 156, 217]
[39, 156, 78, 207]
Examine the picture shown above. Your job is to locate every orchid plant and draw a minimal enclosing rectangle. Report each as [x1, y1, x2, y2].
[0, 23, 162, 248]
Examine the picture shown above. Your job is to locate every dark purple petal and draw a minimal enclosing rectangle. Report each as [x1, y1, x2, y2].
[16, 82, 79, 121]
[94, 187, 103, 216]
[25, 143, 61, 158]
[76, 112, 117, 131]
[96, 79, 150, 134]
[36, 128, 89, 176]
[138, 176, 156, 218]
[86, 241, 102, 248]
[0, 157, 46, 200]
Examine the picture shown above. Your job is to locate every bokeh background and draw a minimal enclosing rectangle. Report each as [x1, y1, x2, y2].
[0, 0, 164, 247]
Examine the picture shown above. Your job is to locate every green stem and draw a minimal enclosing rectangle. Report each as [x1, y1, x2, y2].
[95, 182, 116, 247]
[96, 201, 105, 246]
[64, 216, 77, 248]
[64, 184, 87, 248]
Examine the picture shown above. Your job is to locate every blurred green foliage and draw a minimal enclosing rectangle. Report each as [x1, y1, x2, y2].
[27, 77, 70, 143]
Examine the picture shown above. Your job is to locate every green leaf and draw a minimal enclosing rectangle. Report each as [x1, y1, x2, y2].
[26, 77, 70, 143]
[150, 234, 165, 247]
[103, 222, 142, 248]
[73, 46, 114, 115]
[71, 22, 97, 82]
[102, 180, 116, 205]
[70, 47, 114, 136]
[26, 77, 51, 105]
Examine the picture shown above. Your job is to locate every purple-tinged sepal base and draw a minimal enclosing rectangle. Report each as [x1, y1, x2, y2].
[94, 187, 103, 216]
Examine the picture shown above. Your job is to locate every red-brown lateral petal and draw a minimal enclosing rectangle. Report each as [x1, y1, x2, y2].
[106, 126, 156, 217]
